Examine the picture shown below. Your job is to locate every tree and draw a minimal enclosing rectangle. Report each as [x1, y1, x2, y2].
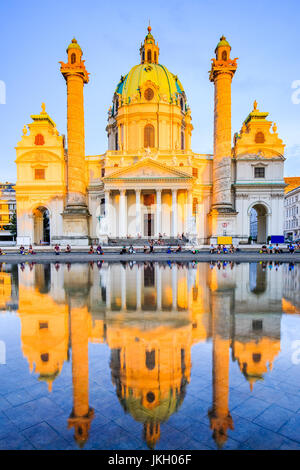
[9, 211, 17, 240]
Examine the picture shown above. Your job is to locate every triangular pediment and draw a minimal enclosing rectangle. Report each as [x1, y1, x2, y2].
[104, 158, 193, 180]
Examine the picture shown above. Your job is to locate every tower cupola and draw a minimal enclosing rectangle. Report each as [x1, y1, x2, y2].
[140, 25, 159, 64]
[66, 38, 83, 65]
[215, 35, 231, 61]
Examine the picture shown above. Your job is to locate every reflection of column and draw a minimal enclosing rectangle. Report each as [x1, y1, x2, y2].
[156, 264, 162, 310]
[136, 266, 142, 310]
[121, 266, 126, 310]
[172, 264, 177, 310]
[119, 190, 126, 237]
[172, 189, 178, 237]
[155, 190, 162, 237]
[208, 290, 233, 449]
[68, 301, 94, 448]
[136, 190, 141, 236]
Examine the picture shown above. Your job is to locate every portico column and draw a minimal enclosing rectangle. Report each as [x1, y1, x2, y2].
[119, 190, 126, 237]
[172, 189, 178, 237]
[105, 190, 110, 236]
[136, 189, 141, 236]
[155, 189, 162, 237]
[186, 190, 193, 235]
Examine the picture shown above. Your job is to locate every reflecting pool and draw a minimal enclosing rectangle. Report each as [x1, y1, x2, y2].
[0, 260, 300, 450]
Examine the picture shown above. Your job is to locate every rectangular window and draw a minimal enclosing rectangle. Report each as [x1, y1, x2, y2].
[192, 167, 198, 178]
[252, 319, 263, 331]
[39, 322, 48, 330]
[34, 169, 45, 180]
[254, 167, 265, 178]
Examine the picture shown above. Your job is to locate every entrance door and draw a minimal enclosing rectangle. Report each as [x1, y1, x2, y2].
[144, 214, 154, 237]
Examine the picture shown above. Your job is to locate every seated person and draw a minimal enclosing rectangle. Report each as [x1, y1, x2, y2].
[260, 244, 268, 253]
[216, 244, 222, 254]
[128, 245, 135, 254]
[223, 245, 228, 254]
[54, 244, 60, 255]
[65, 244, 71, 253]
[28, 244, 36, 255]
[288, 243, 295, 254]
[149, 244, 154, 253]
[167, 246, 172, 254]
[88, 245, 94, 254]
[229, 244, 235, 253]
[0, 248, 4, 255]
[120, 246, 127, 254]
[143, 245, 148, 253]
[274, 243, 282, 254]
[209, 244, 215, 254]
[268, 243, 274, 254]
[176, 245, 182, 253]
[96, 245, 103, 255]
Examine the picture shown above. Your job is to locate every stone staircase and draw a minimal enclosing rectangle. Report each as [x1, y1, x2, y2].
[107, 237, 188, 246]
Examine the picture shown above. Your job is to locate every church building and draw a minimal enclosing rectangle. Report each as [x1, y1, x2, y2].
[15, 27, 285, 245]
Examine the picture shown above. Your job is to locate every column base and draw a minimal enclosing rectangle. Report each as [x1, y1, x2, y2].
[60, 207, 91, 246]
[208, 208, 238, 242]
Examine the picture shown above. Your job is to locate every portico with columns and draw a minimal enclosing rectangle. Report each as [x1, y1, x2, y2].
[98, 158, 196, 240]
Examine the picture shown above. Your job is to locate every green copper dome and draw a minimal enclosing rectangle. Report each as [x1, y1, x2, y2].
[115, 63, 185, 103]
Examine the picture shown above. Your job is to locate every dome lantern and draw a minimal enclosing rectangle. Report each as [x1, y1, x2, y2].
[140, 25, 159, 64]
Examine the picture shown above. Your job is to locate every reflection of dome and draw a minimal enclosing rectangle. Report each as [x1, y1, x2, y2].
[118, 378, 188, 449]
[115, 63, 185, 104]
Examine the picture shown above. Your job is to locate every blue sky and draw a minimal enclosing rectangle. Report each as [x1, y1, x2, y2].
[1, 0, 300, 181]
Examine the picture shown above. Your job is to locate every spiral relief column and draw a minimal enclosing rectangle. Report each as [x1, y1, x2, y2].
[60, 38, 90, 245]
[209, 36, 238, 241]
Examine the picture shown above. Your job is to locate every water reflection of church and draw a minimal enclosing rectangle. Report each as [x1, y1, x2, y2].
[0, 261, 299, 449]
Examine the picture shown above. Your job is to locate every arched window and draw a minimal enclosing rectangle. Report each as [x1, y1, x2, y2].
[146, 350, 155, 370]
[142, 50, 145, 62]
[255, 131, 265, 143]
[181, 130, 185, 150]
[144, 124, 155, 148]
[147, 50, 152, 62]
[222, 50, 227, 61]
[35, 134, 45, 145]
[115, 98, 119, 113]
[154, 52, 157, 63]
[71, 53, 76, 64]
[115, 131, 119, 151]
[180, 97, 184, 112]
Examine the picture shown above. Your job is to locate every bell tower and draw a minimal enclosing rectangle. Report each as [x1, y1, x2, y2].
[60, 38, 90, 245]
[209, 36, 238, 242]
